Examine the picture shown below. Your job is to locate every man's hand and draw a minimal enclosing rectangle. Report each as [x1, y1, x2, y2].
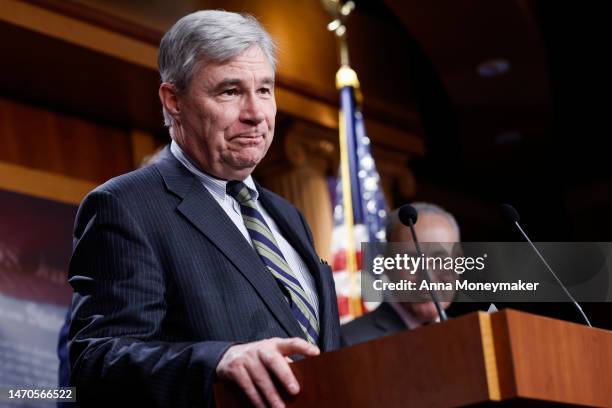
[216, 337, 320, 408]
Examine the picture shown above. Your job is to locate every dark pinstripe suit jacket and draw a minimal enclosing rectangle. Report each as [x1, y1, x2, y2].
[68, 148, 341, 407]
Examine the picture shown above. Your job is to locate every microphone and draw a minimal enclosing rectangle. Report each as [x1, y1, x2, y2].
[398, 204, 448, 322]
[499, 204, 592, 327]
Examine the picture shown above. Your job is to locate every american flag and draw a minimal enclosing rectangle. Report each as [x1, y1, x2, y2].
[330, 69, 388, 323]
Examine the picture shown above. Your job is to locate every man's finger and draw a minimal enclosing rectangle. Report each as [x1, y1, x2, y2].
[275, 338, 320, 357]
[245, 358, 285, 408]
[259, 348, 300, 396]
[232, 365, 266, 408]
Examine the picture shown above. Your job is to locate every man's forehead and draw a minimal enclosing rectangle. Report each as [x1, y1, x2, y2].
[211, 47, 272, 71]
[199, 59, 274, 87]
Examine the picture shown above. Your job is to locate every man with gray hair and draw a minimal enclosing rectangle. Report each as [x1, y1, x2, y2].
[342, 202, 462, 346]
[68, 10, 340, 408]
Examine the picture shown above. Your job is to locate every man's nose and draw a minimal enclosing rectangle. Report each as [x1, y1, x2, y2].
[240, 93, 265, 125]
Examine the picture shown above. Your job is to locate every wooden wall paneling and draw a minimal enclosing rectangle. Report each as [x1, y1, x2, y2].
[0, 96, 133, 184]
[1, 0, 158, 69]
[0, 161, 96, 205]
[0, 0, 425, 158]
[130, 129, 158, 167]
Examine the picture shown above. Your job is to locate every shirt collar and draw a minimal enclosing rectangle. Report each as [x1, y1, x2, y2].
[170, 140, 259, 201]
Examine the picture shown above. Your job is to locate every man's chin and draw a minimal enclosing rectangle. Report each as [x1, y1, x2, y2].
[218, 159, 260, 180]
[233, 159, 261, 173]
[226, 150, 266, 167]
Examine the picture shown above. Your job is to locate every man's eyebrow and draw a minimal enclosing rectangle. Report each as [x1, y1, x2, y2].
[261, 77, 275, 86]
[211, 77, 275, 92]
[212, 79, 244, 91]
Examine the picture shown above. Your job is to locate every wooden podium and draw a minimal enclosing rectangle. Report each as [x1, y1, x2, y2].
[215, 309, 612, 407]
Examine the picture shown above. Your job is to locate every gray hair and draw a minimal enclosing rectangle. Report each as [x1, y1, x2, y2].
[158, 10, 277, 127]
[385, 202, 461, 241]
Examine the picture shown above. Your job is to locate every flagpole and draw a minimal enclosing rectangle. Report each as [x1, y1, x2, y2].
[323, 0, 362, 317]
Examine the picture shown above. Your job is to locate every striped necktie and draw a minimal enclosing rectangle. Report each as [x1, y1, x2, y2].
[226, 181, 319, 344]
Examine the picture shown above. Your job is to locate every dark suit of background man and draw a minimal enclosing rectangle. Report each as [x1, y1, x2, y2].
[68, 10, 340, 408]
[342, 203, 467, 346]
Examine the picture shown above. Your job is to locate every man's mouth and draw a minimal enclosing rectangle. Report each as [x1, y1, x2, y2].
[230, 134, 264, 145]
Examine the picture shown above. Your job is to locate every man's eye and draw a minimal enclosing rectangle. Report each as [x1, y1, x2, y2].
[222, 89, 238, 96]
[258, 87, 271, 94]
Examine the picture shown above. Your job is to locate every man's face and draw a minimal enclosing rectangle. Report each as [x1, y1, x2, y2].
[169, 46, 276, 180]
[391, 212, 460, 323]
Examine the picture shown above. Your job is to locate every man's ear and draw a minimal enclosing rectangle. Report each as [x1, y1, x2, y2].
[159, 83, 181, 122]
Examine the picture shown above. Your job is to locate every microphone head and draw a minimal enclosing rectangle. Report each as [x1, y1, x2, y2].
[398, 204, 418, 226]
[500, 204, 520, 223]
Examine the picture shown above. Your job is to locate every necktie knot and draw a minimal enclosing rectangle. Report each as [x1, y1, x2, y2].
[226, 181, 253, 205]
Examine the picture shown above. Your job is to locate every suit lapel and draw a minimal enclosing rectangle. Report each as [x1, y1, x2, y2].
[256, 188, 320, 271]
[156, 151, 306, 340]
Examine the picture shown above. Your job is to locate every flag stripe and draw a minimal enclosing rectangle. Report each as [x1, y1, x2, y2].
[331, 76, 388, 322]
